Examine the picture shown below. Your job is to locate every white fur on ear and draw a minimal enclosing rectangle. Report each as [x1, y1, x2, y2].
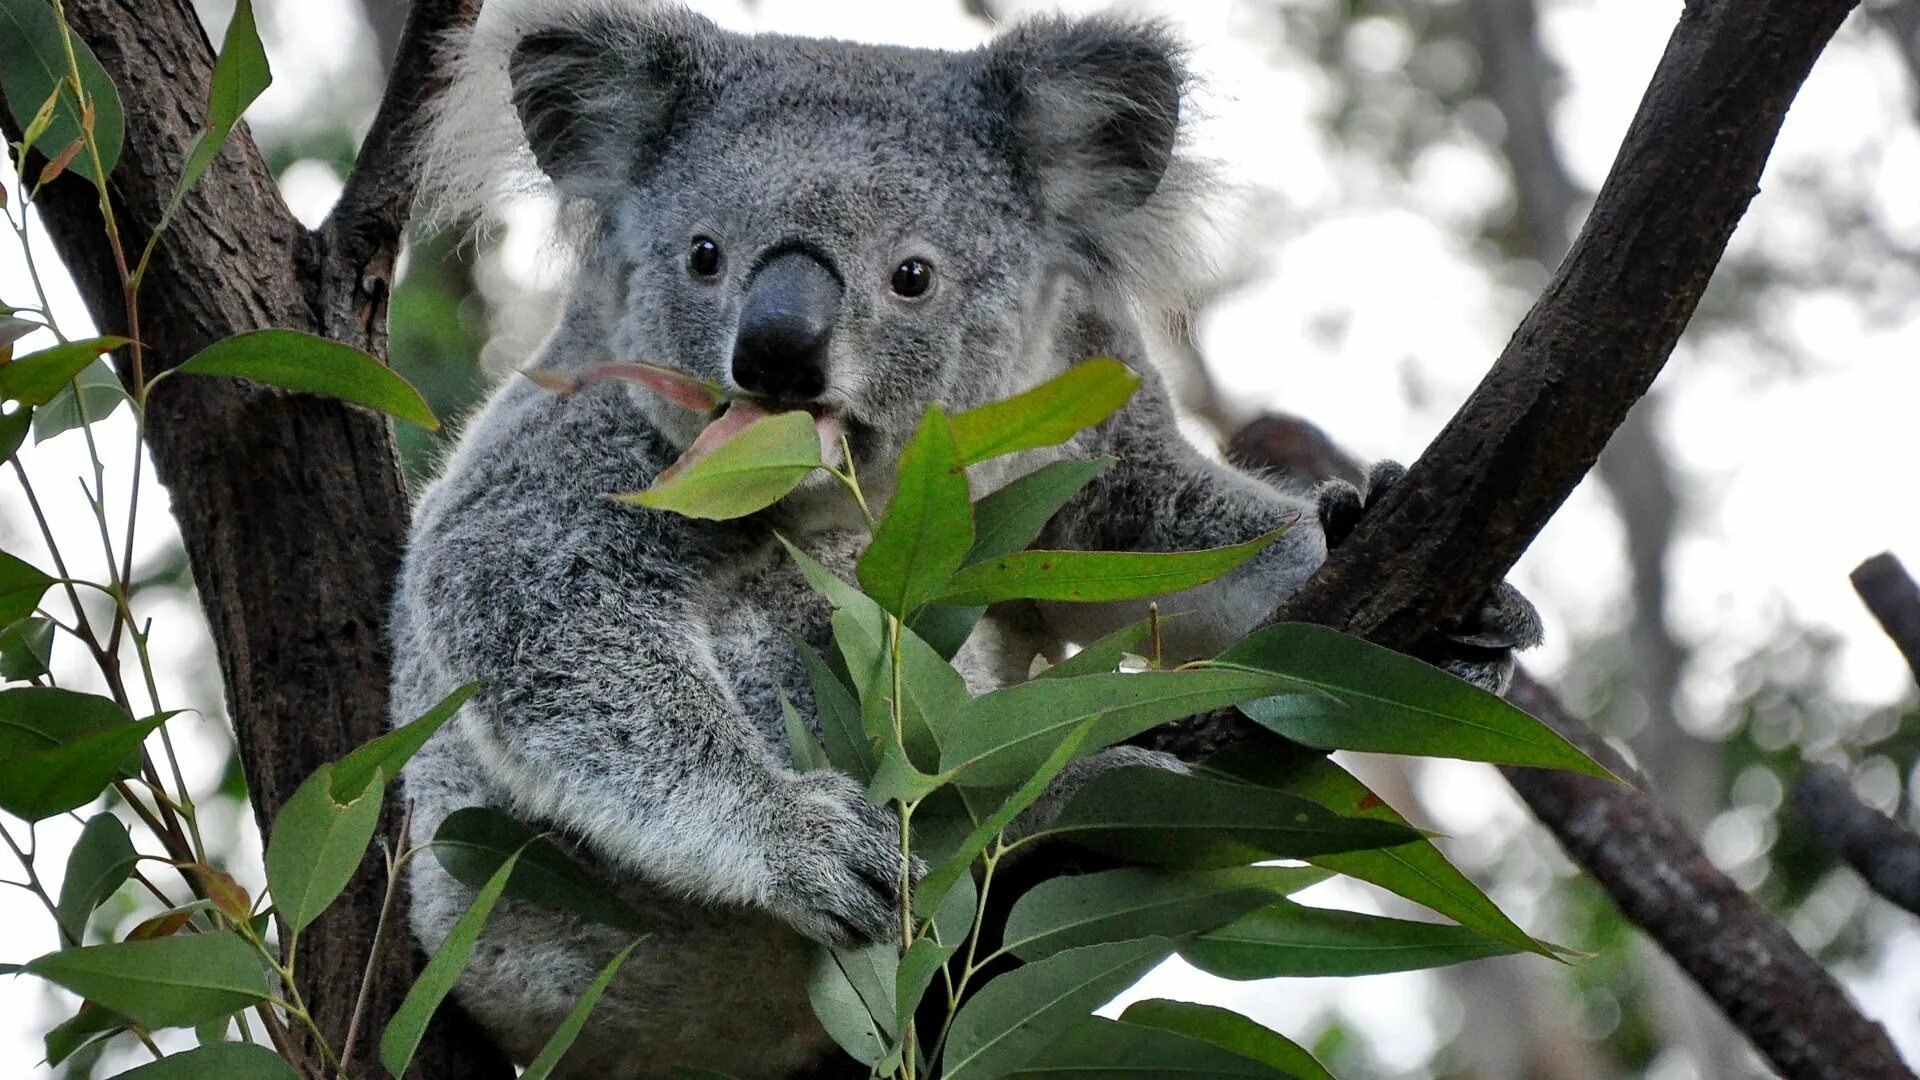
[418, 0, 710, 230]
[981, 16, 1219, 311]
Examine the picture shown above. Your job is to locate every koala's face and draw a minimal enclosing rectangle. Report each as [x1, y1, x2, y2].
[505, 7, 1184, 465]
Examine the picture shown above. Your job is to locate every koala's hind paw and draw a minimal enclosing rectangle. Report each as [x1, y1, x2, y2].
[768, 772, 920, 946]
[1316, 460, 1542, 693]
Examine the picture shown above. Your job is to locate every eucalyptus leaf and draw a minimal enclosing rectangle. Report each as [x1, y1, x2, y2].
[0, 0, 124, 183]
[968, 457, 1113, 565]
[1000, 865, 1331, 962]
[173, 329, 439, 429]
[0, 552, 56, 628]
[24, 933, 269, 1030]
[1184, 900, 1521, 979]
[929, 530, 1284, 607]
[380, 846, 525, 1077]
[331, 681, 478, 801]
[781, 691, 830, 773]
[1219, 624, 1617, 779]
[520, 938, 646, 1080]
[0, 615, 55, 680]
[948, 358, 1140, 466]
[0, 338, 128, 407]
[170, 0, 271, 211]
[1119, 999, 1335, 1080]
[1009, 1016, 1290, 1078]
[432, 806, 648, 933]
[264, 763, 385, 935]
[858, 406, 972, 616]
[942, 937, 1174, 1079]
[31, 359, 128, 443]
[1036, 767, 1419, 868]
[806, 941, 892, 1066]
[619, 410, 820, 519]
[2, 402, 34, 459]
[56, 813, 137, 942]
[1206, 744, 1551, 958]
[43, 1002, 129, 1067]
[0, 713, 166, 821]
[797, 639, 877, 783]
[112, 1043, 300, 1080]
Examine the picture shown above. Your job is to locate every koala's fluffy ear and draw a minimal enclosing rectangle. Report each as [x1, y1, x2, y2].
[983, 17, 1187, 226]
[506, 7, 714, 197]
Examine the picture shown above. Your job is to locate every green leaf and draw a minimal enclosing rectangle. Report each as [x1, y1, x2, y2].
[942, 937, 1174, 1079]
[24, 933, 269, 1030]
[913, 718, 1100, 920]
[173, 329, 439, 429]
[858, 406, 972, 616]
[929, 531, 1285, 607]
[1037, 767, 1420, 869]
[0, 0, 124, 183]
[1001, 866, 1330, 963]
[56, 813, 137, 942]
[0, 686, 129, 756]
[330, 681, 477, 801]
[904, 601, 987, 661]
[1, 403, 31, 459]
[381, 845, 525, 1077]
[32, 359, 128, 443]
[781, 690, 830, 773]
[949, 359, 1141, 466]
[0, 615, 55, 680]
[968, 458, 1113, 566]
[0, 713, 166, 820]
[619, 410, 820, 519]
[44, 1002, 129, 1065]
[520, 938, 645, 1080]
[1039, 616, 1180, 681]
[797, 638, 877, 783]
[112, 1043, 300, 1080]
[940, 669, 1297, 789]
[1119, 1000, 1335, 1080]
[431, 806, 647, 933]
[1218, 624, 1618, 779]
[806, 941, 895, 1066]
[868, 742, 942, 805]
[0, 552, 56, 627]
[1183, 900, 1521, 979]
[172, 0, 270, 209]
[264, 763, 385, 935]
[895, 936, 957, 1038]
[1009, 1016, 1290, 1077]
[1207, 744, 1551, 958]
[0, 338, 126, 407]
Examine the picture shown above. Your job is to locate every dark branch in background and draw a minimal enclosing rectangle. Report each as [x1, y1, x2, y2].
[1790, 553, 1920, 917]
[1793, 765, 1920, 916]
[1, 0, 504, 1075]
[1850, 552, 1920, 683]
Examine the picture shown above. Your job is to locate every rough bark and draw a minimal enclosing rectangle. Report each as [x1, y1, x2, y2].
[1793, 764, 1920, 917]
[5, 0, 501, 1075]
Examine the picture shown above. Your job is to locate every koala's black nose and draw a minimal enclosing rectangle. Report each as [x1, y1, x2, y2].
[733, 250, 841, 401]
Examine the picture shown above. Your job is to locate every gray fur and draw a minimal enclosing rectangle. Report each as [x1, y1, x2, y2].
[396, 5, 1532, 1077]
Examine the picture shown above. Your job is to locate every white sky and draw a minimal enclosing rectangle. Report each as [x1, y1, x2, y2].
[4, 0, 1919, 1076]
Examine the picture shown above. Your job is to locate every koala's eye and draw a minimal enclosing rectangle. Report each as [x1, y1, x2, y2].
[688, 237, 722, 278]
[890, 257, 934, 299]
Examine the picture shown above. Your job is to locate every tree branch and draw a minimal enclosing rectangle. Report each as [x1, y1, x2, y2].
[1793, 764, 1920, 917]
[5, 0, 505, 1074]
[1851, 552, 1920, 684]
[1503, 686, 1913, 1078]
[1258, 0, 1860, 648]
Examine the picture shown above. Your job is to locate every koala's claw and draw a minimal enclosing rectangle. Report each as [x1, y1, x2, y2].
[767, 773, 918, 946]
[1315, 459, 1543, 692]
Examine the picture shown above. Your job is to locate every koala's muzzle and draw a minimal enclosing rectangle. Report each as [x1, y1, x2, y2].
[733, 250, 842, 401]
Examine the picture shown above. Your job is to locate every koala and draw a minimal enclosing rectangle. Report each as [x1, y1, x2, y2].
[392, 4, 1540, 1078]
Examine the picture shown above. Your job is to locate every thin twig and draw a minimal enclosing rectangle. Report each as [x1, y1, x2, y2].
[1851, 552, 1920, 686]
[1792, 764, 1920, 917]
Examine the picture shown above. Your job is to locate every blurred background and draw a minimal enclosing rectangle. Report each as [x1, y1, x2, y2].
[3, 0, 1919, 1076]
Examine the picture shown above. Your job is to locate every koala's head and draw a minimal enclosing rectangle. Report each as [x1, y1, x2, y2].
[436, 1, 1202, 463]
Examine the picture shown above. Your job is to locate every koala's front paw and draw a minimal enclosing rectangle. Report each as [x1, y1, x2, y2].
[1315, 461, 1543, 692]
[767, 772, 917, 946]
